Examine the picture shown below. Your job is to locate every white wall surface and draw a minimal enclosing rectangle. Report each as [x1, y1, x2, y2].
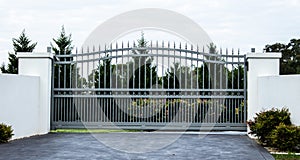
[258, 75, 300, 125]
[246, 53, 281, 123]
[18, 52, 53, 135]
[0, 74, 40, 139]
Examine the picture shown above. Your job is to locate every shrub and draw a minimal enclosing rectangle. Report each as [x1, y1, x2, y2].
[270, 123, 300, 152]
[0, 123, 14, 143]
[248, 108, 291, 146]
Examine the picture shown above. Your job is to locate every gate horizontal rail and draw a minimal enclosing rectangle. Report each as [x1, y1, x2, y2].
[53, 95, 244, 99]
[52, 122, 247, 131]
[54, 88, 244, 92]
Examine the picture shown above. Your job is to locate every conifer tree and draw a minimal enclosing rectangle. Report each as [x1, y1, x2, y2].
[1, 30, 37, 74]
[51, 26, 74, 88]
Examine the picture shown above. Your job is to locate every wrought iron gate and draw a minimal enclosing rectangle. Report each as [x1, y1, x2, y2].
[51, 41, 247, 131]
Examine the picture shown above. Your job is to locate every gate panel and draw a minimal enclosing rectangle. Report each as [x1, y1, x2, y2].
[51, 41, 247, 131]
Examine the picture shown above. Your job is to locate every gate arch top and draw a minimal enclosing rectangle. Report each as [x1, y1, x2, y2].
[82, 8, 212, 49]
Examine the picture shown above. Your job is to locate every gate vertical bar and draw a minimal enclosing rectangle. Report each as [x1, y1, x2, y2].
[243, 55, 247, 123]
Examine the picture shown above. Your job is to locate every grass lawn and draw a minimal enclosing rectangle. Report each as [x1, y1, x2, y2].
[51, 129, 141, 133]
[272, 154, 300, 160]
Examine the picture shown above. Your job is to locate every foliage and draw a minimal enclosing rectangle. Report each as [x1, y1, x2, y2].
[51, 26, 73, 55]
[227, 65, 244, 89]
[265, 39, 300, 74]
[127, 98, 166, 122]
[51, 26, 85, 122]
[270, 123, 300, 152]
[89, 32, 159, 93]
[128, 32, 159, 92]
[89, 54, 115, 92]
[51, 26, 87, 88]
[163, 62, 191, 96]
[193, 64, 210, 89]
[162, 42, 237, 92]
[51, 26, 74, 88]
[1, 30, 37, 74]
[248, 108, 292, 146]
[0, 123, 13, 143]
[88, 39, 244, 92]
[272, 154, 300, 160]
[126, 98, 233, 123]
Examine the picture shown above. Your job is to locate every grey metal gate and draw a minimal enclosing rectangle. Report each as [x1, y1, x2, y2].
[51, 41, 247, 131]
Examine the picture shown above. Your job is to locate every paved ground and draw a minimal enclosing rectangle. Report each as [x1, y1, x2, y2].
[0, 132, 274, 160]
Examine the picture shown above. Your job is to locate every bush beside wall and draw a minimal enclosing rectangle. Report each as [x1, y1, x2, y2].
[248, 108, 299, 152]
[248, 108, 291, 146]
[270, 123, 300, 152]
[0, 123, 14, 143]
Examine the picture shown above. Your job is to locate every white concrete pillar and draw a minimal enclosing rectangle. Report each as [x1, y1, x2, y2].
[17, 52, 54, 134]
[246, 52, 281, 126]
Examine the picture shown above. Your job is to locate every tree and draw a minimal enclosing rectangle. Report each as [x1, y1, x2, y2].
[227, 65, 244, 89]
[128, 33, 159, 94]
[51, 26, 83, 122]
[90, 33, 159, 92]
[1, 30, 37, 74]
[51, 26, 74, 88]
[88, 54, 115, 94]
[163, 62, 182, 95]
[51, 26, 73, 56]
[194, 63, 210, 89]
[265, 39, 300, 74]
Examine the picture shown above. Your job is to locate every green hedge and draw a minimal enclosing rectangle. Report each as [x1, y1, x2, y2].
[270, 123, 300, 152]
[0, 123, 13, 143]
[248, 108, 300, 152]
[248, 108, 291, 146]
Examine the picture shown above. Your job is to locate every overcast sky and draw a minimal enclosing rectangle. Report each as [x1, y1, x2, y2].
[1, 0, 300, 64]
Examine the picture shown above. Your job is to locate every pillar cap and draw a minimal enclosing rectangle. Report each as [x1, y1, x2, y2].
[17, 52, 54, 59]
[246, 52, 281, 59]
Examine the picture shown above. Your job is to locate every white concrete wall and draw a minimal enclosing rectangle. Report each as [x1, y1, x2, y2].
[0, 52, 53, 140]
[0, 74, 40, 139]
[246, 52, 281, 124]
[247, 52, 300, 129]
[18, 52, 54, 134]
[258, 75, 300, 125]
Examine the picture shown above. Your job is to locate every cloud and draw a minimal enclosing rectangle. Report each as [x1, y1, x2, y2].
[0, 0, 300, 65]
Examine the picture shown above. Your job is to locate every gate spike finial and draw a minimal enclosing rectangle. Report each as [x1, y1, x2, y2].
[127, 41, 129, 48]
[121, 41, 124, 48]
[87, 46, 89, 53]
[93, 45, 95, 52]
[76, 47, 78, 54]
[168, 41, 170, 48]
[98, 44, 101, 52]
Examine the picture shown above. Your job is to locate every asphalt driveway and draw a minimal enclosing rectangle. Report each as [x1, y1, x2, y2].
[0, 132, 274, 160]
